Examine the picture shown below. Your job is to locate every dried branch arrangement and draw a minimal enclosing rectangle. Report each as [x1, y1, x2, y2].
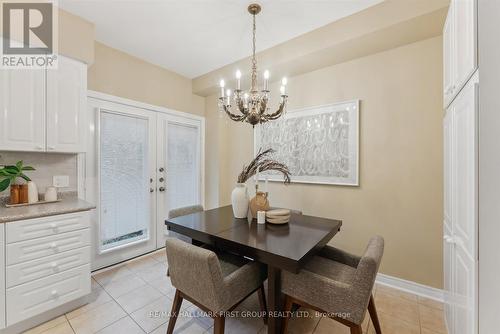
[237, 148, 291, 184]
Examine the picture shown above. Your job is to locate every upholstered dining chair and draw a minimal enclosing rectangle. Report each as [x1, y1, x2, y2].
[168, 205, 204, 243]
[165, 238, 268, 334]
[281, 236, 385, 334]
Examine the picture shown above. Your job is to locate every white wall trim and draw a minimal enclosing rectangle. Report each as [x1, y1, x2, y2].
[376, 273, 444, 302]
[87, 90, 204, 122]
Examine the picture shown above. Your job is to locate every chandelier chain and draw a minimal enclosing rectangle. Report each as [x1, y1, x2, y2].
[251, 13, 257, 91]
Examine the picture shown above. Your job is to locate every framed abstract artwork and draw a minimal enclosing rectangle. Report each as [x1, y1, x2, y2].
[254, 100, 359, 186]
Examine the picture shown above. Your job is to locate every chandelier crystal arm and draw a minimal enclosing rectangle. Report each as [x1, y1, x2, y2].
[261, 97, 288, 122]
[220, 102, 247, 122]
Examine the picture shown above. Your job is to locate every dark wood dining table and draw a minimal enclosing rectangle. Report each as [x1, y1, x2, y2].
[165, 205, 342, 334]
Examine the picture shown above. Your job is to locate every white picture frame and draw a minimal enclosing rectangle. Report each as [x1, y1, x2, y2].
[254, 100, 360, 186]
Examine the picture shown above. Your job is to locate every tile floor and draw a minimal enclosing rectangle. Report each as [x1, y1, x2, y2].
[23, 250, 447, 334]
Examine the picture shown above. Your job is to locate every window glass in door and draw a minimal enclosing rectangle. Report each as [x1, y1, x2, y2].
[100, 111, 151, 251]
[166, 122, 200, 210]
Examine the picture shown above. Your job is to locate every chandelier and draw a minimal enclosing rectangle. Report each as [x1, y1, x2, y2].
[218, 3, 288, 127]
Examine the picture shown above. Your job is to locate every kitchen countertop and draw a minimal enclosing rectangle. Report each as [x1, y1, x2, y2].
[0, 197, 96, 223]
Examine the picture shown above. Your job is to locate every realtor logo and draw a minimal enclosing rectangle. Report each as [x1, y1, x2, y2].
[1, 0, 58, 69]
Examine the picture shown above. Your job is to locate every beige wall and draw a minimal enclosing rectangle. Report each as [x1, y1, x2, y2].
[207, 36, 443, 288]
[88, 42, 204, 116]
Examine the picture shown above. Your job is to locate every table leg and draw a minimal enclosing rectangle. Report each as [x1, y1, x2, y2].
[268, 265, 283, 334]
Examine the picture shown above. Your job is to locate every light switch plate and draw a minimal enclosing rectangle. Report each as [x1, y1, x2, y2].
[53, 175, 69, 188]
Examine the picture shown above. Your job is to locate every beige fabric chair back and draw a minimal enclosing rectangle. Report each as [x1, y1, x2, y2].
[165, 238, 228, 311]
[168, 205, 204, 219]
[351, 236, 384, 316]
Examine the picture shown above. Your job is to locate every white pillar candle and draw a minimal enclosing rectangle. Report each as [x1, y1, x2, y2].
[264, 70, 269, 91]
[236, 70, 241, 90]
[219, 79, 225, 98]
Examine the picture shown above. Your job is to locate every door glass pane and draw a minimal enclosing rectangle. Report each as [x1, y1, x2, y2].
[100, 111, 150, 251]
[166, 122, 200, 216]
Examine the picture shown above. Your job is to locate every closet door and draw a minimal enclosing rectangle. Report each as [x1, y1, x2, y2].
[156, 114, 203, 248]
[93, 105, 157, 269]
[0, 68, 45, 151]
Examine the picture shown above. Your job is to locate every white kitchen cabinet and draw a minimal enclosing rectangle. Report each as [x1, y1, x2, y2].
[0, 69, 46, 152]
[443, 72, 478, 334]
[443, 0, 477, 108]
[46, 56, 87, 152]
[0, 54, 87, 153]
[0, 212, 91, 329]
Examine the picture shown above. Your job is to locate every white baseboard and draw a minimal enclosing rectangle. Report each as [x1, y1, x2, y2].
[376, 273, 444, 302]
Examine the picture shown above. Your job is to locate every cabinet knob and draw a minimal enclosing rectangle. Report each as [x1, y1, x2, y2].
[51, 290, 58, 298]
[150, 188, 155, 193]
[51, 262, 59, 271]
[159, 167, 165, 172]
[50, 223, 57, 230]
[50, 243, 58, 250]
[159, 187, 166, 192]
[48, 146, 55, 150]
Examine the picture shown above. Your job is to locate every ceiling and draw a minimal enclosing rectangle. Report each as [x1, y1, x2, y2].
[59, 0, 383, 79]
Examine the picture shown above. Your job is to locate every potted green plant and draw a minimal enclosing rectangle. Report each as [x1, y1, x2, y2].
[0, 161, 35, 205]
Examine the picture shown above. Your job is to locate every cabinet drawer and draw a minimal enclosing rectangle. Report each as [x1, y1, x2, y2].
[6, 246, 90, 288]
[6, 264, 90, 326]
[7, 229, 90, 266]
[6, 212, 89, 243]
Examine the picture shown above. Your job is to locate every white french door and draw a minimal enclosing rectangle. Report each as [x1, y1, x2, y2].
[92, 105, 157, 269]
[86, 94, 204, 270]
[156, 114, 203, 248]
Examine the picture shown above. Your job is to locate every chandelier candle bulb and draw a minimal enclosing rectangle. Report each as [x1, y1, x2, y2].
[264, 70, 270, 91]
[219, 79, 225, 97]
[226, 89, 231, 105]
[236, 70, 242, 90]
[280, 85, 285, 95]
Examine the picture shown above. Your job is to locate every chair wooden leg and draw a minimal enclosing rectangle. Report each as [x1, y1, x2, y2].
[368, 294, 382, 334]
[257, 285, 268, 325]
[213, 315, 225, 334]
[166, 290, 183, 334]
[350, 324, 363, 334]
[281, 295, 295, 334]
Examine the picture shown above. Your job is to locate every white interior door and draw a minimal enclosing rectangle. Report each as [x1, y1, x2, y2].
[90, 103, 157, 269]
[156, 114, 203, 248]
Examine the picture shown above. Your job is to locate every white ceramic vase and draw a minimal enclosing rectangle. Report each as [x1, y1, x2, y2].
[231, 183, 249, 218]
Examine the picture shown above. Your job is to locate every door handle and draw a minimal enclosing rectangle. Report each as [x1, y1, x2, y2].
[159, 187, 165, 192]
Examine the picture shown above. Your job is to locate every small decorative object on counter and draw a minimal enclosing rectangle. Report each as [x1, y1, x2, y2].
[28, 181, 39, 203]
[266, 209, 291, 224]
[44, 186, 58, 202]
[250, 191, 270, 218]
[0, 160, 36, 205]
[19, 184, 28, 204]
[257, 210, 266, 224]
[231, 183, 249, 218]
[9, 184, 20, 205]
